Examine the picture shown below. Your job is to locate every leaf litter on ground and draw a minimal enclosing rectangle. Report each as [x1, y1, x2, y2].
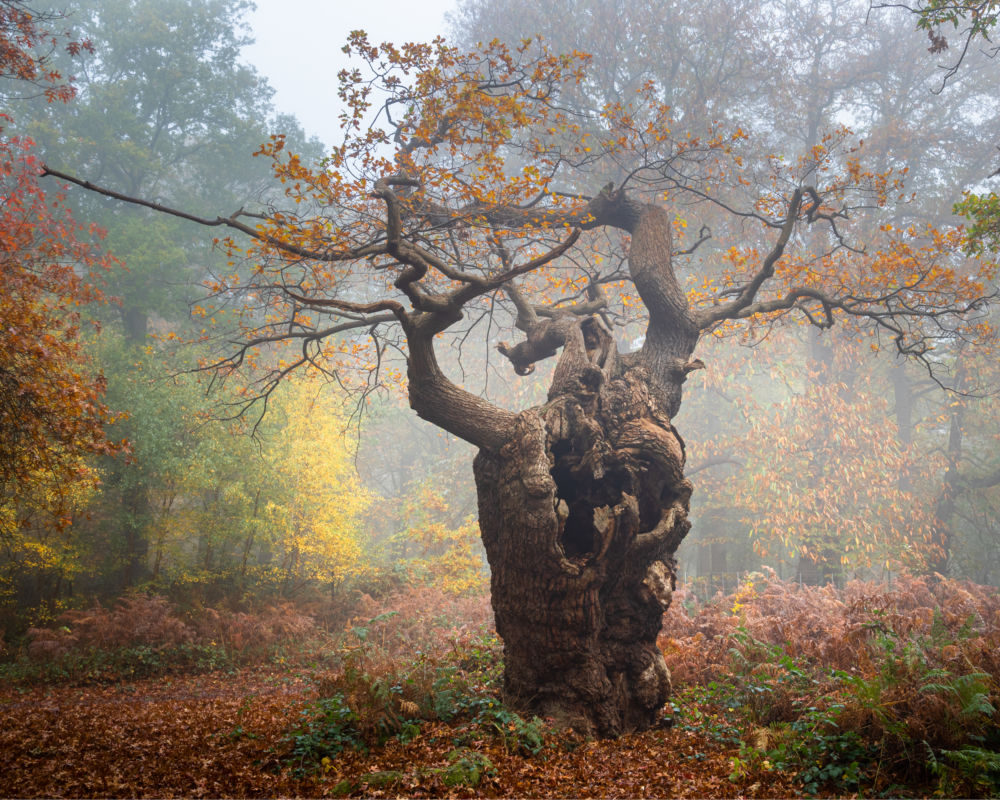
[0, 663, 802, 798]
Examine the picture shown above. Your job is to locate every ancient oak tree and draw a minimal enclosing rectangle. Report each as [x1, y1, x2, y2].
[45, 37, 995, 736]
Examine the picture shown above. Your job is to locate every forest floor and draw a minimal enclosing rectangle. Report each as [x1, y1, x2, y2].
[2, 574, 998, 798]
[0, 664, 800, 798]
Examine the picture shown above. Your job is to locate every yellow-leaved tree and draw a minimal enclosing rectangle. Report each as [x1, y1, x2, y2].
[391, 481, 486, 595]
[0, 457, 97, 628]
[138, 371, 371, 602]
[261, 379, 372, 599]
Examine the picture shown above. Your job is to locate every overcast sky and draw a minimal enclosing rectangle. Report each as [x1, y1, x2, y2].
[245, 0, 457, 145]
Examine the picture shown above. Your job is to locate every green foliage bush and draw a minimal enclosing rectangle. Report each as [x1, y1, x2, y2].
[283, 610, 550, 774]
[285, 694, 363, 777]
[931, 745, 1000, 797]
[666, 574, 1000, 796]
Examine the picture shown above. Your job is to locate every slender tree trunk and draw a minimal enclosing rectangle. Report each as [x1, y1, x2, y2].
[281, 543, 299, 598]
[240, 488, 262, 579]
[931, 363, 967, 574]
[122, 307, 148, 343]
[123, 483, 148, 588]
[152, 528, 165, 581]
[891, 363, 915, 493]
[794, 329, 846, 586]
[119, 334, 152, 588]
[150, 489, 177, 582]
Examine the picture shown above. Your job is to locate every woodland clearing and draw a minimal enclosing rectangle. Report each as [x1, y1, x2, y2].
[1, 575, 997, 798]
[0, 666, 791, 798]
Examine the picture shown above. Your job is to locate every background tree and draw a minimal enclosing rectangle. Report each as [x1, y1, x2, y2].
[17, 0, 314, 342]
[0, 141, 115, 529]
[117, 364, 373, 604]
[3, 0, 436, 627]
[0, 0, 88, 105]
[7, 0, 324, 591]
[876, 0, 1000, 89]
[870, 0, 1000, 577]
[0, 0, 119, 629]
[451, 0, 1000, 586]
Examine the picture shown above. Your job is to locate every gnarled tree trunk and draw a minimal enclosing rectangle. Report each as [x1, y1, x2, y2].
[475, 317, 694, 736]
[407, 189, 703, 736]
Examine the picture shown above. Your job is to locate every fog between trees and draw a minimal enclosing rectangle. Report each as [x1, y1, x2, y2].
[445, 0, 1000, 590]
[1, 0, 998, 643]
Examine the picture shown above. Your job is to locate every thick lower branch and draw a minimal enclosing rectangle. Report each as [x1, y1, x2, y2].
[42, 165, 380, 263]
[497, 316, 577, 375]
[405, 315, 515, 451]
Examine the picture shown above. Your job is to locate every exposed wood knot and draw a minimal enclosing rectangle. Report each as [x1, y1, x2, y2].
[497, 341, 536, 375]
[664, 357, 706, 382]
[578, 364, 604, 394]
[582, 183, 646, 233]
[641, 560, 674, 610]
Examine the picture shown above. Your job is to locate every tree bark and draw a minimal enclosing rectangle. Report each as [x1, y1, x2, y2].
[473, 317, 693, 736]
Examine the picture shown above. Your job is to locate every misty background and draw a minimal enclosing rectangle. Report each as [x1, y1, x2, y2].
[2, 0, 999, 636]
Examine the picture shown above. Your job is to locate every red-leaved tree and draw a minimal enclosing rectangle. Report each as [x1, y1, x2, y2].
[1, 2, 113, 533]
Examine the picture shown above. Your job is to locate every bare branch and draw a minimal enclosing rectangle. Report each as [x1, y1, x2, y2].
[280, 291, 408, 323]
[673, 225, 712, 257]
[694, 189, 804, 329]
[685, 455, 744, 476]
[41, 165, 384, 263]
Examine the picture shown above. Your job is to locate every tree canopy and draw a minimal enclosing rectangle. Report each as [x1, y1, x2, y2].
[51, 35, 992, 414]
